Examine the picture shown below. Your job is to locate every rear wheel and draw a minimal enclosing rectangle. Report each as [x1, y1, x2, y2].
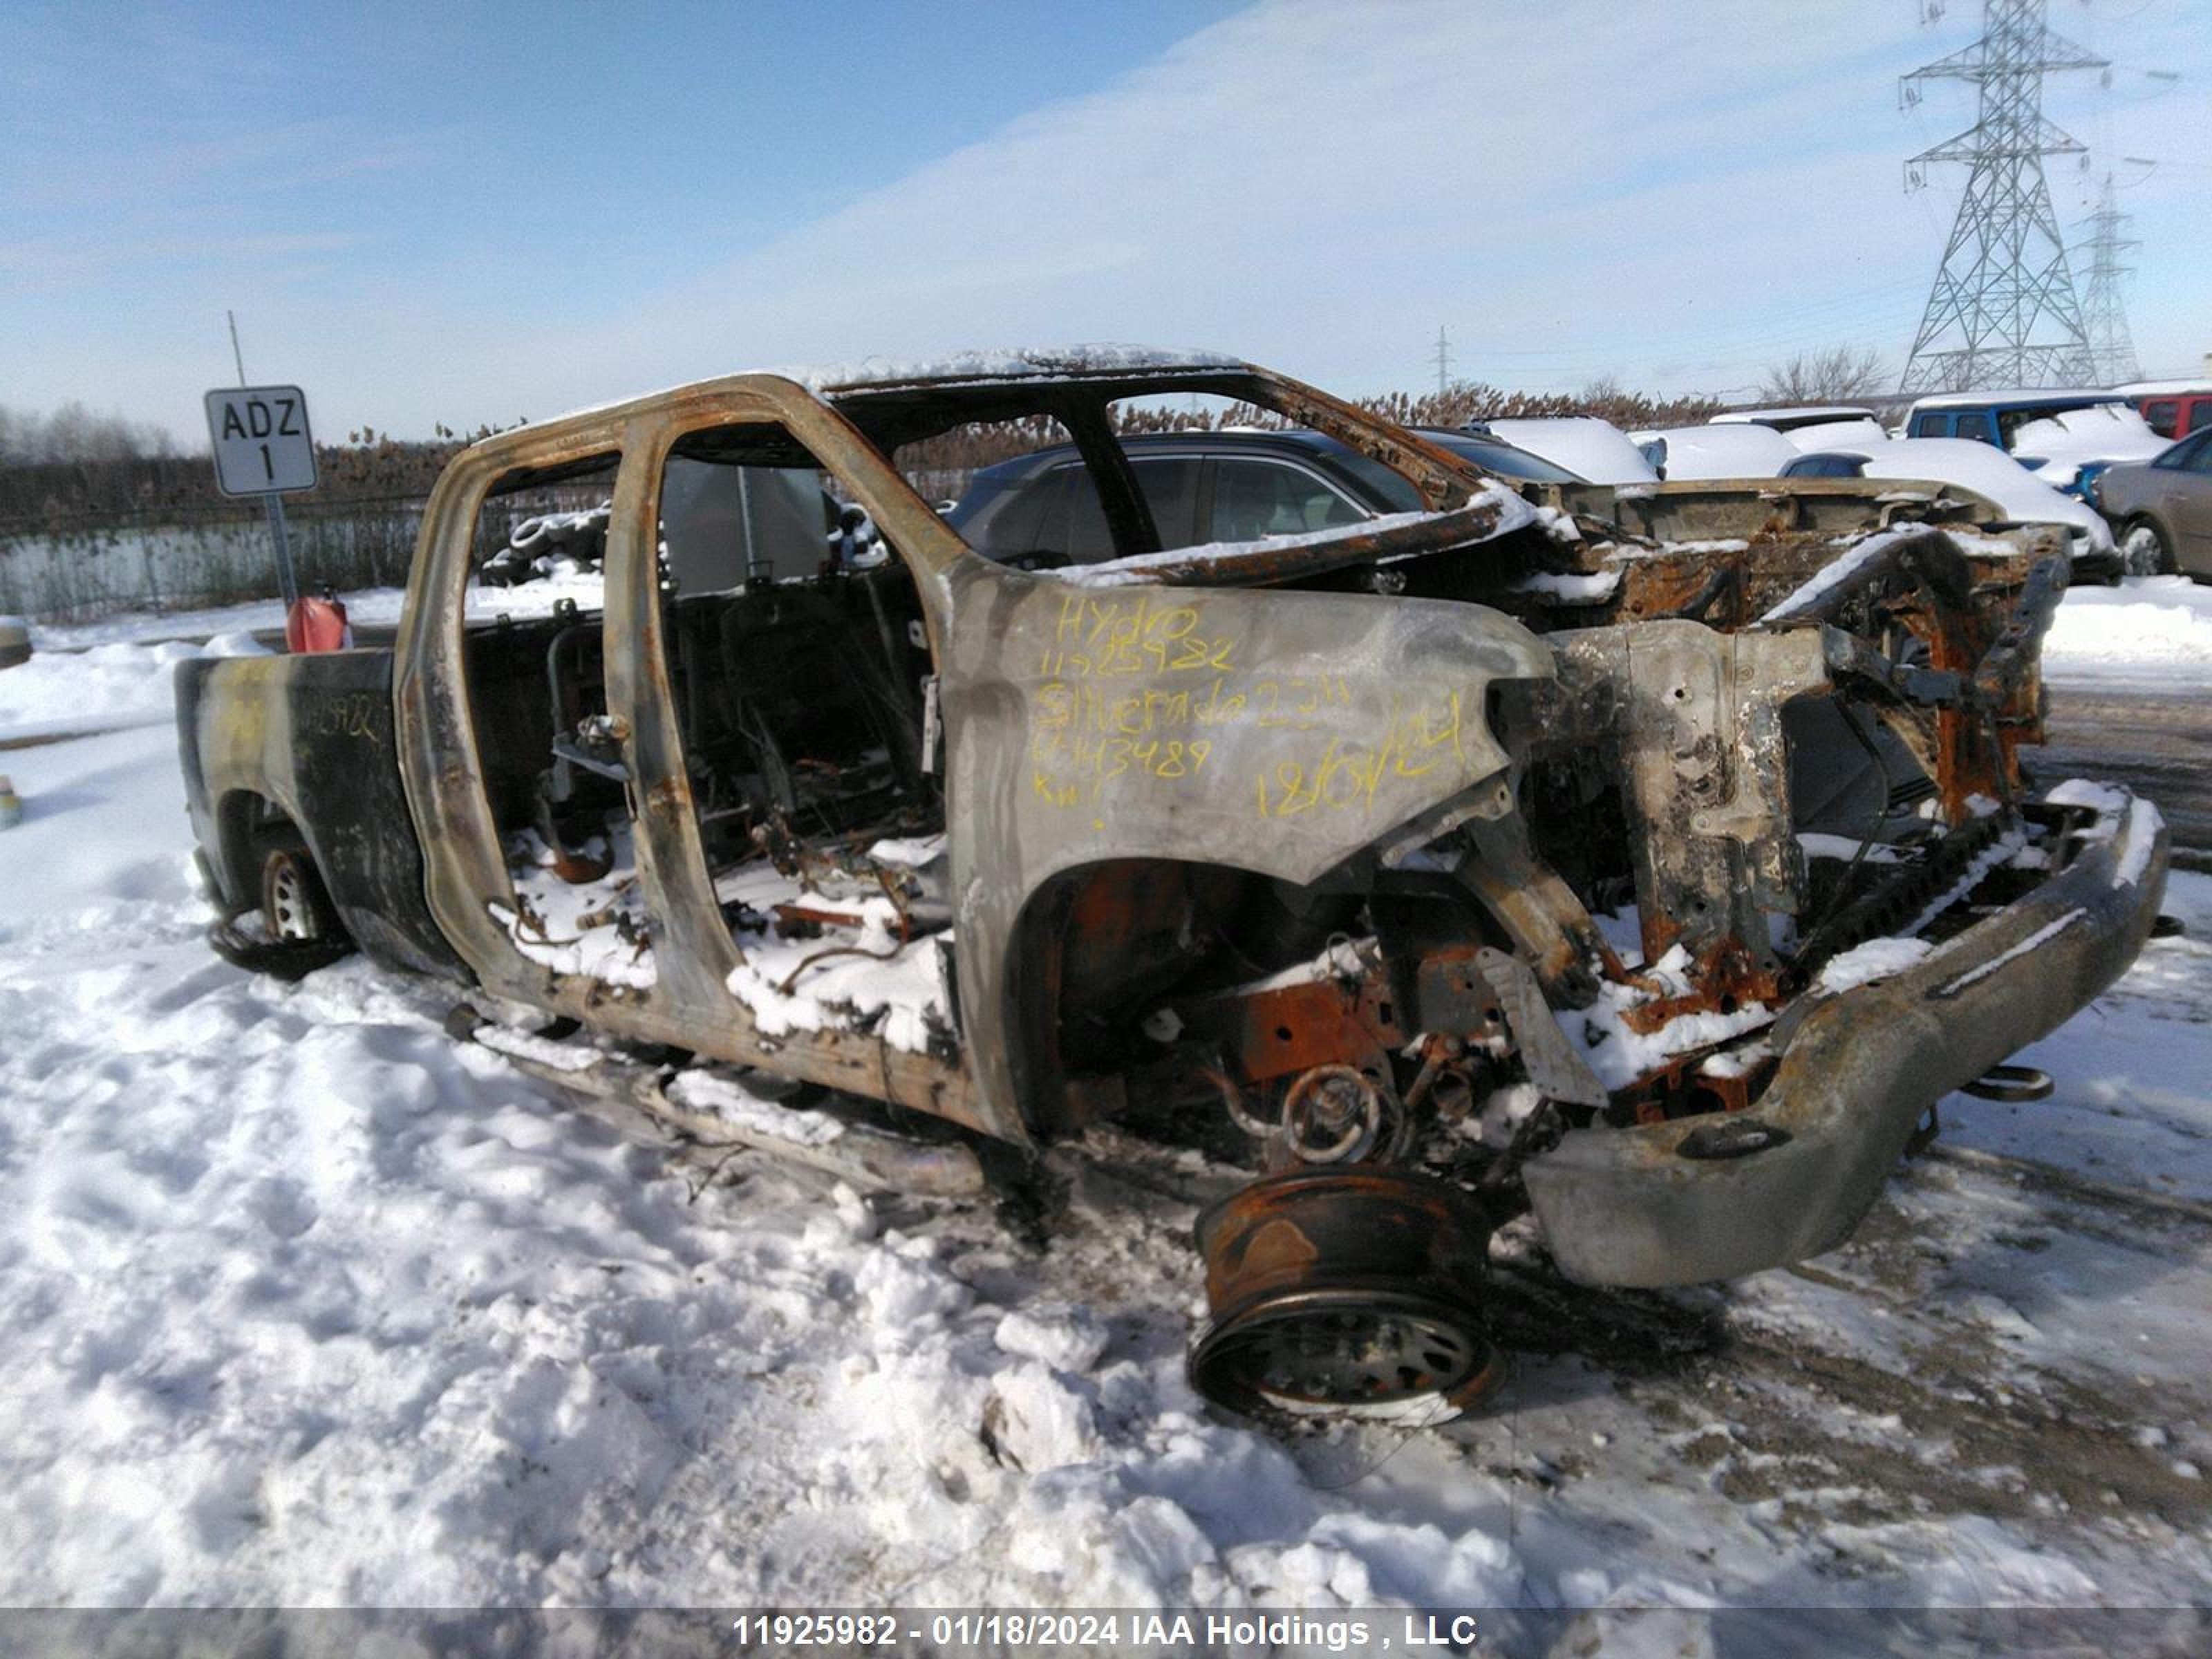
[2120, 518, 2175, 578]
[258, 838, 344, 944]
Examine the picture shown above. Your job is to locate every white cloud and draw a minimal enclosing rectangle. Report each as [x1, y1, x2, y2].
[469, 0, 1969, 418]
[12, 0, 2209, 438]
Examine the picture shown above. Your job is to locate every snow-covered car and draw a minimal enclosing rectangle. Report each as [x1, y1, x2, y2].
[1711, 404, 1880, 433]
[1631, 423, 1803, 480]
[2090, 425, 2212, 579]
[1466, 416, 1659, 486]
[1781, 435, 2120, 575]
[1771, 415, 1899, 453]
[1902, 390, 2169, 499]
[173, 349, 2166, 1421]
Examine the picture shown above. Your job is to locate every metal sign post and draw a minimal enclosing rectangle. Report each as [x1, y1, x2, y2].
[204, 312, 317, 616]
[203, 382, 318, 612]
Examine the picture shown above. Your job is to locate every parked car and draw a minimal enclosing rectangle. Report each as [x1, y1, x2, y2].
[946, 427, 1580, 569]
[1625, 423, 2117, 574]
[2090, 426, 2212, 578]
[174, 348, 2161, 1421]
[1710, 404, 1880, 433]
[1770, 416, 1900, 453]
[1631, 423, 1803, 480]
[2116, 380, 2212, 442]
[1900, 389, 2168, 499]
[1779, 435, 2120, 575]
[1465, 416, 1660, 485]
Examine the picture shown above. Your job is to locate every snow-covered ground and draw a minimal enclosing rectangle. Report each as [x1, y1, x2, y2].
[4, 576, 602, 742]
[1, 609, 2209, 1644]
[2042, 574, 2212, 688]
[0, 631, 273, 744]
[21, 572, 605, 655]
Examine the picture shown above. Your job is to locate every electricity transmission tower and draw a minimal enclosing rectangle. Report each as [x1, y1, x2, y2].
[1432, 326, 1454, 397]
[1897, 0, 2106, 393]
[2076, 171, 2142, 384]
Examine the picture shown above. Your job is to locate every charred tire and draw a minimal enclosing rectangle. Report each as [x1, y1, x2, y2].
[209, 919, 353, 982]
[2119, 518, 2175, 579]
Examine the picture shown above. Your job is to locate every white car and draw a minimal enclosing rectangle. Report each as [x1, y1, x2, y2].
[1711, 404, 1880, 433]
[1470, 417, 1658, 487]
[2004, 404, 2171, 493]
[1772, 416, 1895, 453]
[1631, 423, 1803, 480]
[1782, 434, 2120, 573]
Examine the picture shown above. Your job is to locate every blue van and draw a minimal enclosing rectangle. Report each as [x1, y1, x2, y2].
[1900, 390, 2163, 500]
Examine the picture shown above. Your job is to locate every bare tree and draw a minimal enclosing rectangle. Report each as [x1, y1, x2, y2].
[0, 402, 174, 465]
[1759, 346, 1888, 405]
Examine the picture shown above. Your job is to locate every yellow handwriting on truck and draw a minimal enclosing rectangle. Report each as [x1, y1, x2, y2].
[1038, 593, 1237, 681]
[1253, 690, 1467, 819]
[1029, 650, 1467, 818]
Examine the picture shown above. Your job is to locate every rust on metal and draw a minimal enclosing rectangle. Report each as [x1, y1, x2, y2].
[1190, 1165, 1501, 1418]
[1174, 971, 1403, 1090]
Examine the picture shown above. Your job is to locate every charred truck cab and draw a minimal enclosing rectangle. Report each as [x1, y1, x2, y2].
[176, 350, 2167, 1419]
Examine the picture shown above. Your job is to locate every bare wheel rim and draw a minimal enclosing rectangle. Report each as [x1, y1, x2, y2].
[265, 852, 321, 941]
[1197, 1300, 1495, 1416]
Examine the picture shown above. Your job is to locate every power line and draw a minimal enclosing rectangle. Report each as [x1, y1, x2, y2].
[1897, 0, 2104, 392]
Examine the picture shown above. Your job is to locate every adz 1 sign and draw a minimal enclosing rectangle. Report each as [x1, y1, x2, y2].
[205, 386, 317, 497]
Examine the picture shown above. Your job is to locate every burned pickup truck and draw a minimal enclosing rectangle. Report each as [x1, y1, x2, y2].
[176, 349, 2166, 1418]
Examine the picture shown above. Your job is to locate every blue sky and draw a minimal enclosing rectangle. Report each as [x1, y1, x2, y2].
[3, 0, 2205, 442]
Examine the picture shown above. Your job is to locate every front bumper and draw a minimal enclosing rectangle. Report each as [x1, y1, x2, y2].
[1522, 790, 2168, 1287]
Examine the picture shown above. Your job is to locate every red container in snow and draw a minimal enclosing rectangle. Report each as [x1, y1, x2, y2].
[285, 594, 351, 654]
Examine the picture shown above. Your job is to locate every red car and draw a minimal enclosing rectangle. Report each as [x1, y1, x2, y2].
[2120, 380, 2212, 442]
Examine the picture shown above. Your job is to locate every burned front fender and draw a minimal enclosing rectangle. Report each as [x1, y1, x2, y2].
[1521, 789, 2168, 1287]
[939, 563, 1557, 1141]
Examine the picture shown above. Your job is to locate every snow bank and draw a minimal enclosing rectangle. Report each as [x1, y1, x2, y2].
[0, 731, 1559, 1609]
[10, 634, 270, 725]
[3, 709, 2210, 1622]
[0, 632, 270, 740]
[28, 572, 606, 654]
[2043, 576, 2212, 686]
